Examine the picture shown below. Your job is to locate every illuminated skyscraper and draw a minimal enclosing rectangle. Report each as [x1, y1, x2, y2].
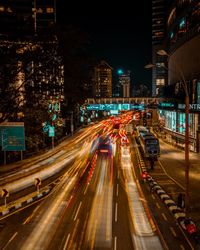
[93, 61, 112, 98]
[152, 0, 168, 96]
[117, 70, 131, 98]
[0, 0, 64, 108]
[0, 0, 56, 38]
[33, 0, 56, 36]
[0, 0, 33, 38]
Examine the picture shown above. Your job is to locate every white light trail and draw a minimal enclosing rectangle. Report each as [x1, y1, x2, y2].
[120, 145, 163, 249]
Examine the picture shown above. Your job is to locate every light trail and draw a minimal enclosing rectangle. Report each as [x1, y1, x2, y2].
[120, 145, 163, 249]
[86, 155, 113, 249]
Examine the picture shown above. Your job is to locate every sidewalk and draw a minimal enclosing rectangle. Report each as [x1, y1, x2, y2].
[158, 134, 200, 231]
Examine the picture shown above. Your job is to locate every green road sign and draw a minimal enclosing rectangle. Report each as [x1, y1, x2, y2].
[48, 126, 55, 137]
[0, 122, 25, 151]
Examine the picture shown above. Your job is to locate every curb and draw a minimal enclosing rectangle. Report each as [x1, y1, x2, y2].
[146, 176, 186, 223]
[0, 188, 51, 219]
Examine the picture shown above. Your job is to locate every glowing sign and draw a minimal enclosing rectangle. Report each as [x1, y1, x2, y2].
[86, 104, 144, 111]
[179, 18, 185, 29]
[48, 126, 55, 137]
[159, 102, 175, 108]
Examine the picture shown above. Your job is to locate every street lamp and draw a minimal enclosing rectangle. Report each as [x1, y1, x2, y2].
[146, 50, 190, 213]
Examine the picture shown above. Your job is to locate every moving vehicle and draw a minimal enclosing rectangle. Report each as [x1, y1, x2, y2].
[136, 126, 160, 168]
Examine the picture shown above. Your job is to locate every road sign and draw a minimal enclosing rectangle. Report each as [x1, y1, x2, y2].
[1, 188, 9, 198]
[42, 122, 50, 133]
[35, 178, 41, 186]
[0, 122, 25, 151]
[48, 126, 55, 137]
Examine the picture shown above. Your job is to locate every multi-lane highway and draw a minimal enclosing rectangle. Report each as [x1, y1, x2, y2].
[0, 117, 198, 249]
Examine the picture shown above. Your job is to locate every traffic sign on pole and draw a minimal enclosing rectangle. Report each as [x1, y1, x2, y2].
[35, 178, 41, 187]
[1, 188, 9, 207]
[1, 188, 9, 198]
[35, 178, 41, 194]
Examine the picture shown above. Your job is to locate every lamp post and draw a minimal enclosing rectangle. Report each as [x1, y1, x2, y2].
[71, 111, 74, 135]
[146, 50, 190, 213]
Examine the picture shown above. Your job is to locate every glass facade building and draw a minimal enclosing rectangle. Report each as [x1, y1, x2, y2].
[157, 1, 200, 152]
[159, 109, 198, 151]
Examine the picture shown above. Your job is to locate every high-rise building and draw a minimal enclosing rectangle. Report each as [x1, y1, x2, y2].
[0, 0, 56, 38]
[157, 0, 200, 152]
[152, 0, 168, 96]
[0, 0, 33, 38]
[0, 0, 64, 120]
[93, 61, 112, 98]
[117, 70, 131, 98]
[33, 0, 56, 36]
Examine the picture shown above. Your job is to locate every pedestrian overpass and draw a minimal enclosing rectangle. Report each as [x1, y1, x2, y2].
[84, 97, 164, 111]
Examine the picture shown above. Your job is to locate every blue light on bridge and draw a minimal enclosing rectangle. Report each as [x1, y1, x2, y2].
[86, 103, 144, 111]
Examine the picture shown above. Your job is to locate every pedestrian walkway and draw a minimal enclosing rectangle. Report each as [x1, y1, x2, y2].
[158, 135, 200, 232]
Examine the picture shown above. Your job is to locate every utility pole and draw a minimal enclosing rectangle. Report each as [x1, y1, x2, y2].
[185, 93, 190, 213]
[71, 111, 74, 135]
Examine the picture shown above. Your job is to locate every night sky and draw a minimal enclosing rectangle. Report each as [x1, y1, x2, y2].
[57, 1, 152, 89]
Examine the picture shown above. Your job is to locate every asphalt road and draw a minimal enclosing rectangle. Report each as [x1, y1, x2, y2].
[0, 126, 199, 250]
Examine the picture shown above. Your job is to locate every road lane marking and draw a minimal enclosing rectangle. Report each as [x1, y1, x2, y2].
[151, 194, 155, 199]
[74, 201, 82, 221]
[170, 227, 177, 237]
[78, 213, 89, 250]
[158, 160, 185, 190]
[162, 213, 167, 221]
[156, 203, 160, 209]
[23, 205, 41, 224]
[67, 219, 80, 249]
[116, 184, 119, 196]
[114, 236, 117, 250]
[179, 225, 196, 249]
[117, 171, 119, 179]
[91, 219, 98, 250]
[3, 232, 18, 249]
[84, 184, 89, 195]
[23, 216, 31, 225]
[63, 234, 70, 250]
[115, 203, 118, 222]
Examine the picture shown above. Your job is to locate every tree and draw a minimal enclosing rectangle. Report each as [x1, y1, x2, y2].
[56, 24, 93, 130]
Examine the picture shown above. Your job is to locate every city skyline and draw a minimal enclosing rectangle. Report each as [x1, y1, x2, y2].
[0, 2, 200, 249]
[57, 1, 152, 89]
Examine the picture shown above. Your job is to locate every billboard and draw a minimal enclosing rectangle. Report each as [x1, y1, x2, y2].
[0, 122, 25, 151]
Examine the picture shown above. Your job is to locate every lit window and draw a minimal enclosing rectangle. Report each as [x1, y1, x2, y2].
[46, 7, 54, 13]
[156, 78, 165, 85]
[0, 6, 4, 12]
[156, 63, 165, 68]
[155, 31, 164, 37]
